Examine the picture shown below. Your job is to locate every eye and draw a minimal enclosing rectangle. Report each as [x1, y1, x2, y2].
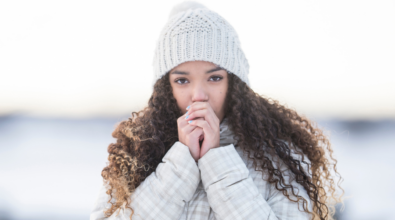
[210, 75, 223, 82]
[175, 78, 189, 85]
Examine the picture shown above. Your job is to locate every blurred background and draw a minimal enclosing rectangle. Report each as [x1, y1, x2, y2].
[0, 0, 394, 219]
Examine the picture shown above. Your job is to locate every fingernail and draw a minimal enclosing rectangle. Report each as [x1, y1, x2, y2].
[185, 115, 189, 119]
[186, 111, 188, 114]
[186, 105, 190, 110]
[188, 120, 192, 123]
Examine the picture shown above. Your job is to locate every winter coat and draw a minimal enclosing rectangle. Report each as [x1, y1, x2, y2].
[90, 117, 313, 220]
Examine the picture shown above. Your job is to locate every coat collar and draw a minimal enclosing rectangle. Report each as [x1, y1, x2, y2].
[219, 117, 238, 147]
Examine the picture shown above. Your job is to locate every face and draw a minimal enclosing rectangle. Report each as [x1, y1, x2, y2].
[169, 61, 229, 122]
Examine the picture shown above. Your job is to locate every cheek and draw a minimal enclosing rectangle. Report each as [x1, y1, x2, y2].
[172, 88, 189, 111]
[212, 90, 227, 110]
[219, 85, 228, 100]
[220, 91, 227, 105]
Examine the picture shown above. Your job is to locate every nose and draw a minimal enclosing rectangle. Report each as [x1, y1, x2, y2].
[191, 83, 208, 103]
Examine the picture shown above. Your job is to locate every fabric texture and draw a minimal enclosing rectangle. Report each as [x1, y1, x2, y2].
[152, 1, 250, 88]
[90, 117, 315, 220]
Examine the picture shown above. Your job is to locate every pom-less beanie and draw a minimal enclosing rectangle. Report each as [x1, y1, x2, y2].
[152, 0, 250, 87]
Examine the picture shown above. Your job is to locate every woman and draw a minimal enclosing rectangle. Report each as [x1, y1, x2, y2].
[90, 1, 344, 220]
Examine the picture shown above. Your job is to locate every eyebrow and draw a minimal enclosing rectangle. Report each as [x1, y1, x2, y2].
[171, 66, 225, 75]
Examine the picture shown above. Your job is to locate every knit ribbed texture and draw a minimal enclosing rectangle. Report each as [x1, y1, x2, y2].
[152, 1, 250, 87]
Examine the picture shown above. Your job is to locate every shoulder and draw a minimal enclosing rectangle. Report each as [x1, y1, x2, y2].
[234, 141, 312, 199]
[234, 140, 311, 175]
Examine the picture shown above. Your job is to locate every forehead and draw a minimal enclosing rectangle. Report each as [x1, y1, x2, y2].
[172, 61, 219, 71]
[169, 61, 226, 76]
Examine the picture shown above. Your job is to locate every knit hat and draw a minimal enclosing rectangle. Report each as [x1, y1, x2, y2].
[152, 0, 250, 87]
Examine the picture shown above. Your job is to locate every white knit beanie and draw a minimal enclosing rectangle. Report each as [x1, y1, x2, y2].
[152, 0, 250, 87]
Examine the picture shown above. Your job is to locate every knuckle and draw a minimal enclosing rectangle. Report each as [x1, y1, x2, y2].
[191, 130, 198, 136]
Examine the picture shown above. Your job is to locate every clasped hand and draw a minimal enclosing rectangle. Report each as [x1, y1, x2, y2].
[177, 102, 220, 162]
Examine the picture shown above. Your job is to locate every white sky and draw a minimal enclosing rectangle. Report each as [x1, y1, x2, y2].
[0, 0, 394, 120]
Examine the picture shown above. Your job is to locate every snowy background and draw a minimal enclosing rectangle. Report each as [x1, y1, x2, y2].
[0, 115, 394, 220]
[0, 0, 394, 220]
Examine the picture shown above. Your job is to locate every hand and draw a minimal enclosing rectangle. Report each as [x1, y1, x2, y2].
[185, 102, 220, 159]
[177, 111, 204, 162]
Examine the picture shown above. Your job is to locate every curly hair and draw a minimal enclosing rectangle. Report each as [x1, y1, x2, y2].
[101, 71, 345, 220]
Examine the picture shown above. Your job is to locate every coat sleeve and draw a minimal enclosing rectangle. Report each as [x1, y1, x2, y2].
[198, 144, 313, 220]
[90, 141, 201, 220]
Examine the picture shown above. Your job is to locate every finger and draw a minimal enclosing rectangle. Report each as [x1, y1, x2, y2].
[178, 111, 193, 127]
[199, 133, 204, 141]
[183, 117, 204, 134]
[185, 109, 217, 129]
[185, 109, 208, 121]
[187, 102, 210, 113]
[190, 126, 203, 140]
[187, 102, 218, 127]
[188, 119, 212, 135]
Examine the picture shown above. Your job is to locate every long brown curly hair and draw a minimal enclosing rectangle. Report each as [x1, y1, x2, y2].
[101, 71, 345, 220]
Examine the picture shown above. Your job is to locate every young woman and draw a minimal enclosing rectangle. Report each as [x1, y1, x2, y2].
[90, 1, 344, 220]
